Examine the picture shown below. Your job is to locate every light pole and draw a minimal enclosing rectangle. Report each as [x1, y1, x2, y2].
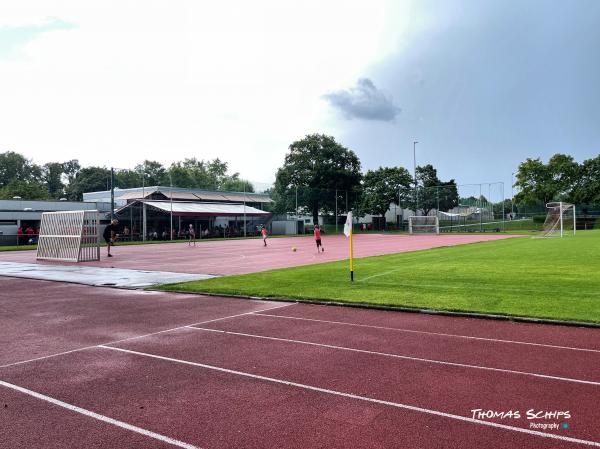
[511, 172, 515, 218]
[169, 172, 173, 240]
[413, 141, 418, 213]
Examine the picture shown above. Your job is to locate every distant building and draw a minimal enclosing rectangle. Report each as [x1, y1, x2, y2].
[83, 186, 273, 240]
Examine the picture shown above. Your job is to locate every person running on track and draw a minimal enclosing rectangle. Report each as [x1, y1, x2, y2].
[261, 225, 268, 247]
[188, 223, 196, 246]
[314, 224, 324, 253]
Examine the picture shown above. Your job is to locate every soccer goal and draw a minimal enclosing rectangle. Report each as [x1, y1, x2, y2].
[541, 202, 576, 238]
[409, 216, 439, 234]
[36, 210, 101, 262]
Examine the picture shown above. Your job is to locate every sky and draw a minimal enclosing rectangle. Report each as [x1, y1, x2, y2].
[1, 0, 599, 195]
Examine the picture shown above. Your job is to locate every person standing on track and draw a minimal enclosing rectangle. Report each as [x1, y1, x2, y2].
[188, 223, 196, 246]
[261, 225, 268, 247]
[314, 224, 324, 253]
[103, 219, 119, 258]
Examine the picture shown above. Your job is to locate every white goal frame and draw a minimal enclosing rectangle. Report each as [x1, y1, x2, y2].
[36, 210, 100, 262]
[408, 216, 440, 235]
[542, 202, 576, 238]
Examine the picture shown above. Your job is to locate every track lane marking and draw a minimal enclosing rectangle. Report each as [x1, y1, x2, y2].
[256, 313, 600, 353]
[98, 346, 600, 448]
[0, 302, 295, 369]
[186, 327, 600, 386]
[0, 380, 202, 449]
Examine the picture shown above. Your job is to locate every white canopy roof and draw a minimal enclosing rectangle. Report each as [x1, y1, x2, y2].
[144, 201, 270, 217]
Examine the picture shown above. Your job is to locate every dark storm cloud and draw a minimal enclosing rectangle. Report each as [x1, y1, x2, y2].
[334, 1, 600, 192]
[323, 78, 401, 122]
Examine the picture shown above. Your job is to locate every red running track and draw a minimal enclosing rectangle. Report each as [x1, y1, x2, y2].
[2, 277, 599, 448]
[0, 233, 518, 275]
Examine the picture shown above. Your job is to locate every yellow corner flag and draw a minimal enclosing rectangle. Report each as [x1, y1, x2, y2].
[344, 211, 354, 281]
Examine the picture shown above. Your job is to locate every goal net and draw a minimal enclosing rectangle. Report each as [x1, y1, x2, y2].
[542, 202, 576, 238]
[409, 216, 439, 234]
[36, 210, 101, 262]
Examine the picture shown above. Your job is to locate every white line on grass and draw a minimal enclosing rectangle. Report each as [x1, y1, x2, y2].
[98, 346, 600, 448]
[255, 313, 600, 353]
[187, 327, 600, 386]
[0, 380, 202, 449]
[0, 302, 295, 370]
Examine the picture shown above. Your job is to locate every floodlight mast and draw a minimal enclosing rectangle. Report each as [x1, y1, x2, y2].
[413, 141, 418, 213]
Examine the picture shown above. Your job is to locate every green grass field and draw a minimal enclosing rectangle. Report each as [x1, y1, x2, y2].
[159, 230, 600, 323]
[0, 245, 37, 252]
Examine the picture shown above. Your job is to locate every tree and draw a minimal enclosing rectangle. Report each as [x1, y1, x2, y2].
[572, 155, 600, 207]
[43, 163, 65, 198]
[437, 180, 459, 212]
[42, 160, 81, 199]
[115, 169, 143, 189]
[273, 134, 362, 224]
[0, 151, 43, 189]
[135, 160, 167, 186]
[514, 154, 579, 206]
[166, 158, 238, 189]
[220, 176, 255, 193]
[361, 166, 412, 219]
[0, 179, 49, 200]
[65, 167, 111, 201]
[403, 164, 458, 216]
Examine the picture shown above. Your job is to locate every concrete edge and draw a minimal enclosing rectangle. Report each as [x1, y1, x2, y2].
[150, 289, 600, 329]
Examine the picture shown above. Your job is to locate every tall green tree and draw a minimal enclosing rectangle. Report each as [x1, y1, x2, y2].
[167, 158, 235, 189]
[0, 179, 49, 200]
[115, 169, 143, 189]
[514, 154, 579, 206]
[273, 134, 362, 224]
[0, 151, 43, 188]
[361, 166, 412, 219]
[42, 160, 81, 198]
[572, 155, 600, 207]
[135, 160, 167, 186]
[65, 167, 111, 201]
[404, 164, 458, 215]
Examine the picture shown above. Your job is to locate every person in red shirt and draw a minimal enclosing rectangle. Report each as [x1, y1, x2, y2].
[314, 224, 324, 253]
[17, 227, 24, 245]
[261, 225, 268, 247]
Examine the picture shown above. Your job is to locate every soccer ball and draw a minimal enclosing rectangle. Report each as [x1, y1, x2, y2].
[292, 247, 297, 252]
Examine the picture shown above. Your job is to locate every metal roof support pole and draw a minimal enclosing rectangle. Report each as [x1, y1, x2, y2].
[142, 201, 147, 242]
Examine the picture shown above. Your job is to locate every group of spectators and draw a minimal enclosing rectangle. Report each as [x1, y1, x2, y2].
[16, 226, 38, 245]
[110, 223, 259, 242]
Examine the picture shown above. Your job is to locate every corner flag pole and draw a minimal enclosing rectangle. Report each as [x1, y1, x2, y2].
[344, 211, 354, 281]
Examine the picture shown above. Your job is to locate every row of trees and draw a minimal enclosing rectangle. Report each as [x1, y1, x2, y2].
[0, 152, 253, 201]
[9, 137, 593, 220]
[514, 154, 600, 208]
[272, 134, 459, 224]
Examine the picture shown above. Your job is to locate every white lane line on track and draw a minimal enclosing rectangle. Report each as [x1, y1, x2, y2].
[0, 302, 295, 370]
[256, 313, 600, 353]
[98, 346, 600, 448]
[0, 380, 202, 449]
[186, 327, 600, 386]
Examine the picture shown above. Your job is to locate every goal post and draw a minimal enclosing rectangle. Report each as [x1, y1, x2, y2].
[542, 202, 576, 238]
[408, 216, 439, 235]
[36, 210, 101, 262]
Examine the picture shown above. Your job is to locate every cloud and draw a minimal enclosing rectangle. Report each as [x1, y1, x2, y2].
[0, 17, 75, 60]
[323, 78, 401, 122]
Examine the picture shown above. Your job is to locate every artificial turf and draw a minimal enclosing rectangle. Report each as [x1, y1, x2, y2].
[159, 230, 600, 323]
